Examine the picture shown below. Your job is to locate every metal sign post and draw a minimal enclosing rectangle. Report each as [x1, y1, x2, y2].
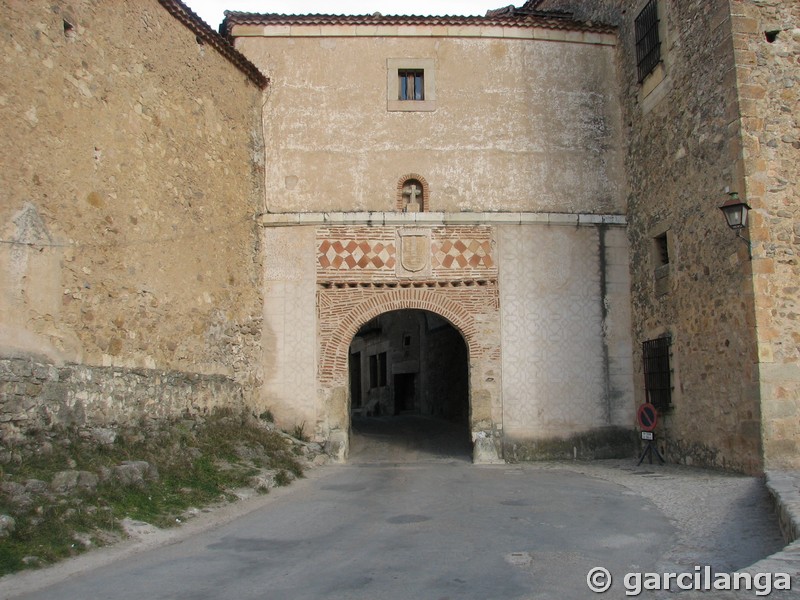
[636, 403, 665, 465]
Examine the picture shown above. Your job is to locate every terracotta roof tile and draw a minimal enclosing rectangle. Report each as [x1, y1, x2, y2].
[221, 10, 614, 36]
[157, 0, 269, 89]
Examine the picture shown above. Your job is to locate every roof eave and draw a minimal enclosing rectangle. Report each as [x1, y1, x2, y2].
[158, 0, 269, 89]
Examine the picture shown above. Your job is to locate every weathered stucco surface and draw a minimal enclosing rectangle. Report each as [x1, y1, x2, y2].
[260, 226, 318, 431]
[499, 223, 633, 452]
[0, 0, 266, 434]
[234, 29, 624, 215]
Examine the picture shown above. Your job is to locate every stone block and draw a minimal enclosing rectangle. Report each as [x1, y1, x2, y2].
[248, 470, 277, 490]
[324, 429, 348, 462]
[472, 434, 502, 464]
[114, 461, 159, 488]
[289, 26, 321, 37]
[732, 16, 760, 35]
[738, 83, 767, 99]
[0, 515, 15, 538]
[51, 470, 77, 493]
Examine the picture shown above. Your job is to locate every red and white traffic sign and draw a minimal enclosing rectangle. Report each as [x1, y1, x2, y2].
[637, 403, 658, 432]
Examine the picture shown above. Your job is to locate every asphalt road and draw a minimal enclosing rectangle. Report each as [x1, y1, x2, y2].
[3, 416, 786, 600]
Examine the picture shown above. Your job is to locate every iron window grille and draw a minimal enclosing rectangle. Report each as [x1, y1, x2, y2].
[643, 336, 672, 411]
[398, 69, 424, 101]
[635, 0, 661, 83]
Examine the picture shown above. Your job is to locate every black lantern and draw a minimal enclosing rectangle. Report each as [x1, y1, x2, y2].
[719, 192, 751, 230]
[719, 192, 752, 259]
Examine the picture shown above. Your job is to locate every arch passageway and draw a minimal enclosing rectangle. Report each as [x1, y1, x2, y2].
[348, 309, 472, 461]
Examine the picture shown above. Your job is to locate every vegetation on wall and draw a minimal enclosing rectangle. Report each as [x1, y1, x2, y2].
[0, 410, 310, 576]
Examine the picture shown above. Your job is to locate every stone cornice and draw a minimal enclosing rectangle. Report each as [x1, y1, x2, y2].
[256, 211, 627, 227]
[228, 23, 615, 45]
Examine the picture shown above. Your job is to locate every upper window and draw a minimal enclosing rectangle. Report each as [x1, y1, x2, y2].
[398, 69, 424, 101]
[387, 59, 436, 112]
[635, 0, 661, 83]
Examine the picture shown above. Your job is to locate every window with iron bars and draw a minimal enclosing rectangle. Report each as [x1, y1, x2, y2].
[635, 0, 661, 83]
[642, 336, 672, 411]
[398, 69, 424, 101]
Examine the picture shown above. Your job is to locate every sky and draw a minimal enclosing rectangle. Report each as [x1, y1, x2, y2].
[183, 1, 502, 29]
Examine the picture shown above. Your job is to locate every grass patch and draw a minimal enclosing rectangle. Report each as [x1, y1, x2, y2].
[0, 410, 306, 575]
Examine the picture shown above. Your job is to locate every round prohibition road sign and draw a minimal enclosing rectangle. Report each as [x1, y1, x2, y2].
[637, 403, 658, 432]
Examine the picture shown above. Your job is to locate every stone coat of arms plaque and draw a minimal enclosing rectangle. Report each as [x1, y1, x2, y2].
[397, 228, 431, 277]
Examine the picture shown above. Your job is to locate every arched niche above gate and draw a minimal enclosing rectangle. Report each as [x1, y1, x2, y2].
[396, 174, 429, 213]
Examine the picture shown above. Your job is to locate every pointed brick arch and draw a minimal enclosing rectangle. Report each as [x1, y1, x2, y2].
[319, 286, 479, 388]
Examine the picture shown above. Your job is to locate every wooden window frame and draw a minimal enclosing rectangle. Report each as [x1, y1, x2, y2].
[387, 58, 436, 112]
[398, 69, 424, 101]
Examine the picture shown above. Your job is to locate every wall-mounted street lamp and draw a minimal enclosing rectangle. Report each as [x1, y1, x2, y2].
[719, 192, 752, 259]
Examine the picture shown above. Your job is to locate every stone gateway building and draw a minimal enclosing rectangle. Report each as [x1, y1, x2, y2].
[0, 0, 797, 473]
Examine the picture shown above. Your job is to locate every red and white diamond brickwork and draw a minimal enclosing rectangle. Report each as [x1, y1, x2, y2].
[317, 238, 396, 270]
[431, 239, 494, 269]
[316, 226, 496, 281]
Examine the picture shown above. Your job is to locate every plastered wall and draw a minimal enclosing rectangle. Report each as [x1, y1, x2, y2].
[238, 19, 631, 461]
[499, 223, 634, 458]
[234, 28, 624, 215]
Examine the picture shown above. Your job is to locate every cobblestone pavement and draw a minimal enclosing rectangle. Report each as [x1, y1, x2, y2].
[540, 460, 799, 598]
[549, 460, 785, 573]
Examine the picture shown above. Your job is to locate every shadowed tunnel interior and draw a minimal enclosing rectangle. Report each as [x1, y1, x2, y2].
[348, 309, 472, 461]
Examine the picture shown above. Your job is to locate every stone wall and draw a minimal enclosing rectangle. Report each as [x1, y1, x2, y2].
[537, 0, 799, 473]
[622, 0, 762, 474]
[0, 1, 266, 432]
[732, 0, 800, 469]
[0, 357, 244, 444]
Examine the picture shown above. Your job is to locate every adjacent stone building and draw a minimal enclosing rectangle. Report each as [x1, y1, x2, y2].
[0, 0, 267, 437]
[1, 0, 797, 472]
[532, 0, 799, 472]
